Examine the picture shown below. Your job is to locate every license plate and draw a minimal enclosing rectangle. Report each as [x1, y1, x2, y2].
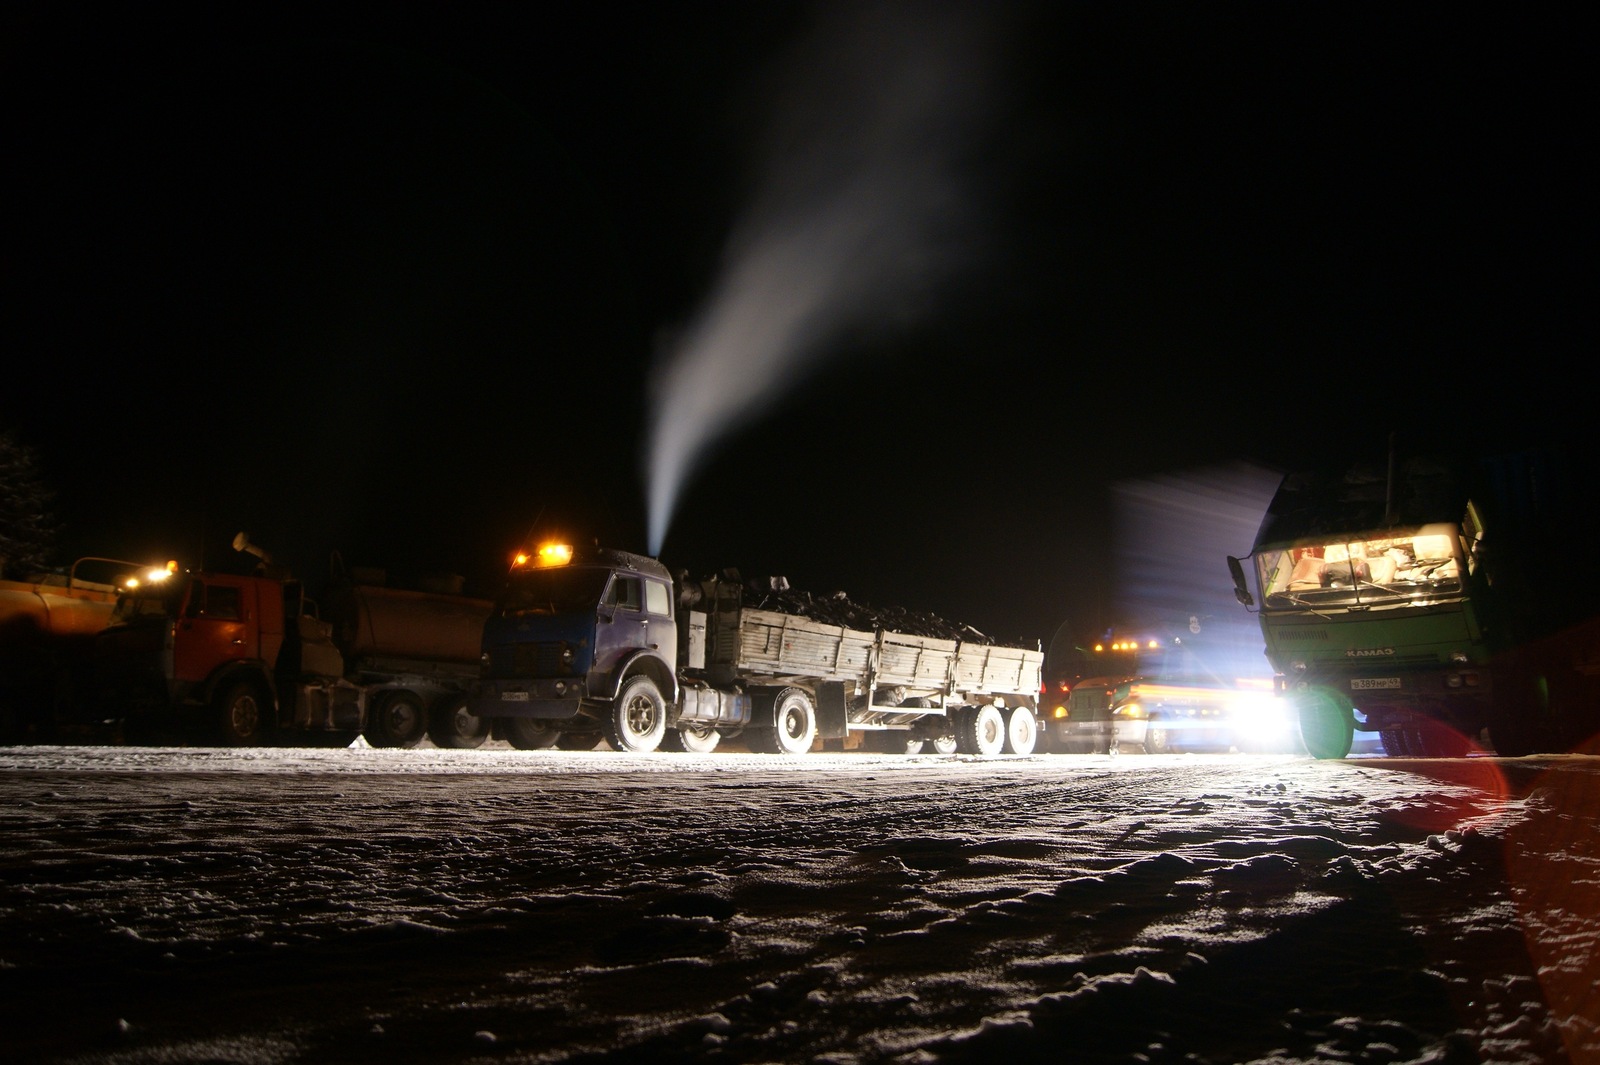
[1351, 677, 1401, 691]
[502, 691, 530, 701]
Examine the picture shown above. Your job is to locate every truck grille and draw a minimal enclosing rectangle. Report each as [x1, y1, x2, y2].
[511, 642, 567, 676]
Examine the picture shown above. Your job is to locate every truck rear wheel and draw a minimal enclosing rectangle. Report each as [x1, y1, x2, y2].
[505, 717, 562, 750]
[1003, 706, 1038, 755]
[215, 681, 273, 747]
[748, 688, 816, 755]
[365, 691, 428, 749]
[605, 675, 667, 753]
[429, 694, 489, 749]
[957, 705, 1006, 756]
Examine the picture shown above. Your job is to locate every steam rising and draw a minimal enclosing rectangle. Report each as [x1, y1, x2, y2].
[645, 3, 1003, 556]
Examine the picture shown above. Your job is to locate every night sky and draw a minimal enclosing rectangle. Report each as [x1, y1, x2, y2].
[6, 3, 1594, 649]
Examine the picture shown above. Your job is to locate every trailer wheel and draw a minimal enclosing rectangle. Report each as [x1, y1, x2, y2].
[660, 723, 721, 753]
[1295, 689, 1354, 760]
[1003, 706, 1038, 755]
[605, 675, 667, 753]
[556, 732, 603, 751]
[505, 717, 562, 750]
[429, 694, 489, 750]
[365, 691, 428, 749]
[926, 732, 959, 755]
[748, 688, 816, 755]
[215, 681, 273, 747]
[957, 705, 1006, 756]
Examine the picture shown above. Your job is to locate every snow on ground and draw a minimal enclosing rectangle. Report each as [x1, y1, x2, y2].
[0, 746, 1595, 1065]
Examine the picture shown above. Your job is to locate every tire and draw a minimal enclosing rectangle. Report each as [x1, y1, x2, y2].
[605, 675, 668, 753]
[556, 732, 603, 751]
[504, 716, 562, 750]
[957, 704, 1006, 756]
[1144, 718, 1175, 755]
[660, 722, 721, 753]
[1296, 689, 1354, 760]
[429, 694, 489, 750]
[748, 688, 816, 755]
[364, 691, 428, 749]
[215, 681, 273, 747]
[1003, 706, 1038, 755]
[1381, 728, 1411, 757]
[926, 732, 959, 755]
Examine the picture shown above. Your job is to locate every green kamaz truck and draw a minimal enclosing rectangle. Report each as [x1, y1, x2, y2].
[1227, 443, 1599, 758]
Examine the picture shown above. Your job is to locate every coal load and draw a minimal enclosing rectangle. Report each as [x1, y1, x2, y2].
[736, 575, 1011, 648]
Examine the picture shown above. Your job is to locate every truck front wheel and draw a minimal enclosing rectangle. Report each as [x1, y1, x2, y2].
[429, 694, 489, 750]
[1296, 689, 1354, 759]
[365, 691, 428, 749]
[749, 688, 816, 755]
[606, 676, 668, 753]
[216, 682, 273, 747]
[957, 705, 1006, 756]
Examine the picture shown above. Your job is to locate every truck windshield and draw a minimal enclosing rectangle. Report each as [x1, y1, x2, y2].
[112, 582, 185, 624]
[497, 566, 611, 617]
[1255, 522, 1467, 610]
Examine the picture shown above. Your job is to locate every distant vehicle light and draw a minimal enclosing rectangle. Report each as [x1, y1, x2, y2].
[146, 567, 173, 583]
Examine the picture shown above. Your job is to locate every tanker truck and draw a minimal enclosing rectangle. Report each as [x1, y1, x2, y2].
[0, 555, 175, 741]
[85, 534, 490, 747]
[469, 541, 1044, 755]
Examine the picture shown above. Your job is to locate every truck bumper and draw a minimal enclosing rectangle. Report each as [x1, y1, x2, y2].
[474, 679, 583, 719]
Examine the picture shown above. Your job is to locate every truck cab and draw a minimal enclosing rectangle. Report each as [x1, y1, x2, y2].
[474, 543, 680, 751]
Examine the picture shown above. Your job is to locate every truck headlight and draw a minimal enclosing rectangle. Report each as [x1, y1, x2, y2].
[1113, 702, 1146, 720]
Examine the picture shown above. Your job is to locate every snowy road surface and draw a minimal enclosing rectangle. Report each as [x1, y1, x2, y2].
[0, 746, 1595, 1065]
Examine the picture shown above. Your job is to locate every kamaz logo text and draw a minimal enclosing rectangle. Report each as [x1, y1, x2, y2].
[1344, 647, 1396, 658]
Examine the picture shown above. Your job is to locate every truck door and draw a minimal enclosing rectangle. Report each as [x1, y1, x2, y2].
[173, 577, 256, 687]
[595, 573, 648, 676]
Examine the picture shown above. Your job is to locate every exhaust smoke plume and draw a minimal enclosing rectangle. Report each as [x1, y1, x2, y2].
[645, 2, 1005, 556]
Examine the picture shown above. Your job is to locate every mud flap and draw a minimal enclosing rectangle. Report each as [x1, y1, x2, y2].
[815, 681, 848, 740]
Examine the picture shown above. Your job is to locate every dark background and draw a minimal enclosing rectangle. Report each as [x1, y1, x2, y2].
[5, 3, 1593, 650]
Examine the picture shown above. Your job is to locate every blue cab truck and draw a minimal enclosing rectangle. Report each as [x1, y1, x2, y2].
[463, 542, 1044, 755]
[1227, 443, 1600, 759]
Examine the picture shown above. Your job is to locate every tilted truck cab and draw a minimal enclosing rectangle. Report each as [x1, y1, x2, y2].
[1228, 446, 1600, 758]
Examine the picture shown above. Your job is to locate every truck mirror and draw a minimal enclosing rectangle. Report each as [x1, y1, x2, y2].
[1226, 556, 1254, 607]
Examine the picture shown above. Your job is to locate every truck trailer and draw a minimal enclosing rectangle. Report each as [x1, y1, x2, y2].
[1227, 443, 1600, 758]
[470, 542, 1044, 755]
[78, 534, 490, 747]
